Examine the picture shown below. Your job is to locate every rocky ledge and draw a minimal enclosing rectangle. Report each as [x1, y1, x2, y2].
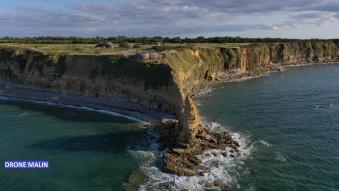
[164, 127, 240, 176]
[152, 96, 240, 176]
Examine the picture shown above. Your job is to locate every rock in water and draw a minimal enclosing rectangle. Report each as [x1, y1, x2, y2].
[163, 96, 240, 176]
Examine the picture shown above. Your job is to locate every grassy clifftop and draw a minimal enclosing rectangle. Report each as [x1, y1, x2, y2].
[0, 40, 338, 123]
[1, 41, 338, 114]
[0, 41, 338, 176]
[0, 42, 249, 55]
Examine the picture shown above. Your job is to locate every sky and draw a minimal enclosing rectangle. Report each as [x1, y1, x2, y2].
[0, 0, 339, 38]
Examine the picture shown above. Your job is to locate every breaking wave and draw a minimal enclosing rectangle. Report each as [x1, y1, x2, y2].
[132, 121, 254, 191]
[17, 112, 31, 118]
[0, 96, 143, 122]
[258, 140, 272, 147]
[197, 87, 214, 97]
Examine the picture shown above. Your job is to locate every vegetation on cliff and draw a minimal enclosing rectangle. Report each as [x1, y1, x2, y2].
[0, 41, 338, 176]
[1, 36, 338, 44]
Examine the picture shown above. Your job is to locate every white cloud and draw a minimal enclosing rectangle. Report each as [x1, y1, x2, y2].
[0, 0, 338, 37]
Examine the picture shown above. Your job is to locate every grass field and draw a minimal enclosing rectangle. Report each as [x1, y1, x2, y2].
[0, 43, 140, 55]
[0, 43, 250, 55]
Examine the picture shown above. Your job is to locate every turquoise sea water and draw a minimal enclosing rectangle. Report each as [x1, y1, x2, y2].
[0, 101, 147, 191]
[198, 64, 339, 191]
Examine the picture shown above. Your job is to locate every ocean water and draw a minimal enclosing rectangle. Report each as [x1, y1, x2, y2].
[0, 100, 149, 191]
[1, 64, 339, 191]
[198, 64, 339, 191]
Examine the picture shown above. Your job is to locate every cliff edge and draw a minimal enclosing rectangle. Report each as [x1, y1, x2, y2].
[0, 41, 338, 176]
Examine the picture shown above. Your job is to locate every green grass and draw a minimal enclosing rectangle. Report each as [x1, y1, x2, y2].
[0, 43, 249, 56]
[0, 43, 146, 55]
[192, 43, 251, 48]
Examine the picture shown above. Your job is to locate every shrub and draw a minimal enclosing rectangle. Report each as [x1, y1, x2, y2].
[133, 44, 142, 49]
[119, 43, 131, 49]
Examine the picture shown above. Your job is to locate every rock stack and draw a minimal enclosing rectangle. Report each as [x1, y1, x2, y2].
[162, 96, 240, 176]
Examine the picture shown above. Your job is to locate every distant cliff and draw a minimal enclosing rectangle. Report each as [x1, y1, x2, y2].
[162, 41, 338, 144]
[0, 41, 338, 175]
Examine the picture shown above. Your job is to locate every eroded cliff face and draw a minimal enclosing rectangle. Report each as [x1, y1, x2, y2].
[167, 41, 338, 112]
[2, 41, 337, 118]
[0, 41, 338, 175]
[162, 41, 338, 175]
[164, 41, 338, 93]
[0, 48, 182, 115]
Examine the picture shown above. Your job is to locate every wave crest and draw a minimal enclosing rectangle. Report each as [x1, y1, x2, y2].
[133, 121, 253, 191]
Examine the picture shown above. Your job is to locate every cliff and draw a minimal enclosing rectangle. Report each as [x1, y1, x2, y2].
[161, 40, 338, 145]
[0, 41, 338, 175]
[0, 48, 182, 115]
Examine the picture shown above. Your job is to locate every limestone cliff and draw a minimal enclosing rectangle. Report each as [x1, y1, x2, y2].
[162, 41, 338, 153]
[0, 48, 182, 116]
[0, 41, 338, 176]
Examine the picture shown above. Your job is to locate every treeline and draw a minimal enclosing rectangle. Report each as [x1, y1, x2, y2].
[0, 36, 337, 44]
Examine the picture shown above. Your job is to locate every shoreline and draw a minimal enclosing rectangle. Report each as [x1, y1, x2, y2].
[192, 61, 339, 98]
[0, 95, 144, 123]
[1, 61, 339, 190]
[1, 62, 337, 124]
[0, 83, 174, 123]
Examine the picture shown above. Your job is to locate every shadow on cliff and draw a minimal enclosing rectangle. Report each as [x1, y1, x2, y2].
[0, 100, 134, 123]
[27, 130, 150, 153]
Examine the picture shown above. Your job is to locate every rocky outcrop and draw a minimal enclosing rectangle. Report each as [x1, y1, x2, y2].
[0, 40, 338, 176]
[163, 96, 239, 176]
[159, 40, 338, 175]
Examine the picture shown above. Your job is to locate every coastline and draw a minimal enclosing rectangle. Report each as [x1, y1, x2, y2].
[192, 61, 339, 98]
[1, 61, 339, 190]
[1, 62, 337, 125]
[0, 83, 174, 123]
[191, 63, 339, 191]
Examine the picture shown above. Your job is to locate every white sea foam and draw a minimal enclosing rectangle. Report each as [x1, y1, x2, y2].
[225, 73, 271, 83]
[198, 87, 213, 97]
[0, 96, 144, 122]
[275, 152, 286, 162]
[136, 122, 254, 191]
[207, 122, 225, 133]
[244, 183, 256, 191]
[258, 140, 272, 147]
[32, 100, 144, 122]
[313, 103, 337, 113]
[17, 112, 30, 118]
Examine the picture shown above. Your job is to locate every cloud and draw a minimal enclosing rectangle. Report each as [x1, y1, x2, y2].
[182, 0, 318, 13]
[0, 0, 339, 37]
[291, 11, 338, 26]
